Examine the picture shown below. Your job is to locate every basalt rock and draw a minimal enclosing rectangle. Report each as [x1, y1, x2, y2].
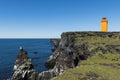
[51, 39, 60, 52]
[11, 48, 39, 80]
[45, 32, 120, 79]
[44, 32, 90, 79]
[45, 39, 60, 69]
[50, 39, 60, 48]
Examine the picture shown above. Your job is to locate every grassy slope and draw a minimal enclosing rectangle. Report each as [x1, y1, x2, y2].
[52, 32, 120, 80]
[52, 53, 120, 80]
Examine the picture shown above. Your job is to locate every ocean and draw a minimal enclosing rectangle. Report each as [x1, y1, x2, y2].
[0, 39, 53, 80]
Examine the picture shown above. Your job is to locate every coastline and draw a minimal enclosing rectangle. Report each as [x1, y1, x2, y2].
[11, 31, 120, 80]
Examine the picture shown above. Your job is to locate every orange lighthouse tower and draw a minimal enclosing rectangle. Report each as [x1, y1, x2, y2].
[101, 17, 108, 32]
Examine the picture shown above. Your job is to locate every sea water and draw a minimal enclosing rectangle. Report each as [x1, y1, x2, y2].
[0, 39, 53, 80]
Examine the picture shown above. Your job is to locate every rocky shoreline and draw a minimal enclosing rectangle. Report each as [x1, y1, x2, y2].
[11, 32, 84, 80]
[11, 32, 120, 80]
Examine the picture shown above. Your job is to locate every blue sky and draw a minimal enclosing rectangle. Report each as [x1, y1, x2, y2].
[0, 0, 120, 38]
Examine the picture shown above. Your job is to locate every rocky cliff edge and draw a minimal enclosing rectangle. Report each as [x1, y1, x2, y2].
[11, 32, 120, 80]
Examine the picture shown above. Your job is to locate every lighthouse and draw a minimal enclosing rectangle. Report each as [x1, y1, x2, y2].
[101, 18, 108, 32]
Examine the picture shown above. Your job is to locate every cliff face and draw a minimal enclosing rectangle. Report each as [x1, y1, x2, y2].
[11, 32, 120, 80]
[46, 32, 120, 79]
[52, 32, 120, 80]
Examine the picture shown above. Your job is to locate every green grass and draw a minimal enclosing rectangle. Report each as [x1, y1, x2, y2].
[74, 32, 120, 52]
[52, 53, 120, 80]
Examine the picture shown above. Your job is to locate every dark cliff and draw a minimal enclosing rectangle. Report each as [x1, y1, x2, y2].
[52, 32, 120, 80]
[46, 32, 120, 79]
